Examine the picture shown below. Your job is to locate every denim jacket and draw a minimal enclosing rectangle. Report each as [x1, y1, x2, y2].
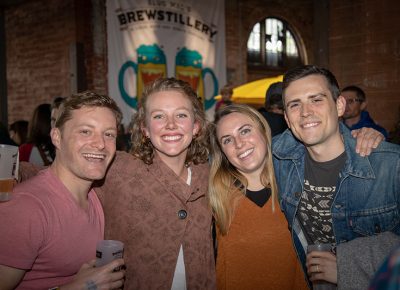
[272, 122, 400, 280]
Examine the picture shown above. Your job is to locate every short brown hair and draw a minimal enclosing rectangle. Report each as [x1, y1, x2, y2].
[283, 65, 341, 108]
[341, 85, 366, 102]
[55, 91, 122, 130]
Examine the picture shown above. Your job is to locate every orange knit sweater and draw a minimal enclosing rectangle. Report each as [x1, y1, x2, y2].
[216, 196, 309, 290]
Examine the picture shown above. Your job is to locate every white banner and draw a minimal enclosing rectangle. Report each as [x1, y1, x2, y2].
[106, 0, 226, 124]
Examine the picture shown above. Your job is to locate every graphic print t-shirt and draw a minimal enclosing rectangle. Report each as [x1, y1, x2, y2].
[297, 151, 346, 244]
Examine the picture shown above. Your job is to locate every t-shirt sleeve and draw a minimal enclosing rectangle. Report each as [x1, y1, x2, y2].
[0, 192, 46, 270]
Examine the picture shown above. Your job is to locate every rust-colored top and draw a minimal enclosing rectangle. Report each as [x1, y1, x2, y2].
[216, 196, 308, 290]
[95, 151, 216, 290]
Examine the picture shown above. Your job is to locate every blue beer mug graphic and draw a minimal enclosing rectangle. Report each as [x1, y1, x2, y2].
[175, 47, 218, 110]
[118, 44, 167, 109]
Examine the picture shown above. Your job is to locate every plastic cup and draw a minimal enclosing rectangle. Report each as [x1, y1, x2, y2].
[307, 243, 333, 253]
[95, 240, 124, 268]
[307, 244, 337, 290]
[0, 144, 19, 202]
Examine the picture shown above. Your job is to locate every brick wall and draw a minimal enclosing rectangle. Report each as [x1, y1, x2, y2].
[224, 0, 400, 132]
[330, 0, 400, 132]
[5, 0, 107, 124]
[5, 0, 400, 133]
[6, 0, 75, 123]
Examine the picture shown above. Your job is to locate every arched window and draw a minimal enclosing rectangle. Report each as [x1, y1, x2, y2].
[247, 17, 302, 69]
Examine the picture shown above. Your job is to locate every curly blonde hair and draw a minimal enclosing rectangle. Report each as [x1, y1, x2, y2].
[130, 78, 210, 165]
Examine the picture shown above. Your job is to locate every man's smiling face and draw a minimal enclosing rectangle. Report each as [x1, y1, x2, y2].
[283, 74, 345, 151]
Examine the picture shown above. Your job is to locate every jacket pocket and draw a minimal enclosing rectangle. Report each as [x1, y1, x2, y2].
[350, 203, 399, 236]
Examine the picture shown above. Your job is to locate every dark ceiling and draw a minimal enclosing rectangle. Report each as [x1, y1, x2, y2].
[0, 0, 27, 8]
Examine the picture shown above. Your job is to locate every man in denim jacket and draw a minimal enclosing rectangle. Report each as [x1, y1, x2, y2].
[272, 65, 400, 289]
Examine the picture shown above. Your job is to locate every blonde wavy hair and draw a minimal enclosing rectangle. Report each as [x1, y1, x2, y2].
[208, 104, 278, 235]
[130, 78, 210, 165]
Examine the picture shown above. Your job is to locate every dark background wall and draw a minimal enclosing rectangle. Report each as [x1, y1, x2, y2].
[2, 0, 400, 132]
[1, 0, 107, 122]
[329, 1, 400, 132]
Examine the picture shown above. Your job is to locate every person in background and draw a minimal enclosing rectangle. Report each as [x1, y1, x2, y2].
[9, 120, 28, 146]
[0, 91, 125, 290]
[51, 96, 65, 128]
[341, 85, 388, 139]
[215, 85, 234, 112]
[273, 65, 400, 289]
[94, 78, 216, 289]
[263, 82, 284, 111]
[116, 123, 131, 152]
[258, 81, 288, 136]
[19, 103, 55, 165]
[266, 93, 285, 114]
[209, 104, 307, 289]
[0, 122, 17, 146]
[259, 82, 287, 137]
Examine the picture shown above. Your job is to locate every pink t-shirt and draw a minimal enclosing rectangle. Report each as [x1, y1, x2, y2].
[0, 168, 104, 290]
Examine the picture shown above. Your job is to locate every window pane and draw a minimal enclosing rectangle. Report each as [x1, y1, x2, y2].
[265, 18, 283, 66]
[247, 23, 260, 51]
[286, 30, 298, 56]
[247, 17, 302, 68]
[247, 22, 261, 63]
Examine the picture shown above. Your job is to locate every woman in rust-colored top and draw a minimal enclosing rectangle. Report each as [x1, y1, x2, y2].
[95, 78, 215, 289]
[208, 104, 308, 290]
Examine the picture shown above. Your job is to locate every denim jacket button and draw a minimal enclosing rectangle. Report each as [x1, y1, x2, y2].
[295, 192, 301, 198]
[374, 224, 381, 233]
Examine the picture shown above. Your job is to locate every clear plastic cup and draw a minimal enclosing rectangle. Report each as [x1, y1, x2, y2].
[0, 144, 19, 202]
[307, 244, 337, 290]
[95, 240, 124, 268]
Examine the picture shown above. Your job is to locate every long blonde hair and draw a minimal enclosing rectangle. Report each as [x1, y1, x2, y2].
[208, 104, 278, 235]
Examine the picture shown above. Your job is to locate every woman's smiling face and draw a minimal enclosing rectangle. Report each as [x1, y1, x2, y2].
[216, 112, 267, 179]
[142, 90, 199, 164]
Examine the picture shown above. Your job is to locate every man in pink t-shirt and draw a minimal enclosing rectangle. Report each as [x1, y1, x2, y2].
[0, 92, 125, 290]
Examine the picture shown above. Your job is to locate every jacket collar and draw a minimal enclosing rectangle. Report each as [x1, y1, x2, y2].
[273, 123, 375, 179]
[147, 154, 207, 202]
[272, 128, 306, 160]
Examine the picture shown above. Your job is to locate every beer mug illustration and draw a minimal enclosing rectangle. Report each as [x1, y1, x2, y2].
[175, 47, 218, 110]
[118, 44, 167, 108]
